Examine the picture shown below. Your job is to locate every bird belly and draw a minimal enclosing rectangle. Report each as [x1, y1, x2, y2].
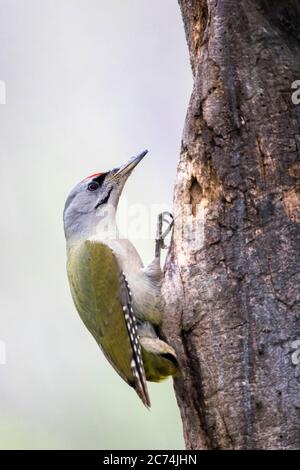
[127, 271, 162, 326]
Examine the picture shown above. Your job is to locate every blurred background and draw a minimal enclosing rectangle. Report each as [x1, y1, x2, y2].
[0, 0, 191, 449]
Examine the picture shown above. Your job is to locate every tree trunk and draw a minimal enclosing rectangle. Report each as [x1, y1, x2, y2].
[163, 0, 300, 450]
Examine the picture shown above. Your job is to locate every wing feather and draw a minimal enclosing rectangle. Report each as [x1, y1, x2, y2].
[67, 240, 150, 407]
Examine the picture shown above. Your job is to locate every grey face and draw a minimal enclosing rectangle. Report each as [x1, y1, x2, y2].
[63, 150, 148, 243]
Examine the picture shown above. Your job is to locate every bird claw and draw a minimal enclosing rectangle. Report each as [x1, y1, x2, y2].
[155, 211, 174, 259]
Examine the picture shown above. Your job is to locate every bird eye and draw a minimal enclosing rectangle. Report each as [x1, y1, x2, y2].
[87, 182, 99, 191]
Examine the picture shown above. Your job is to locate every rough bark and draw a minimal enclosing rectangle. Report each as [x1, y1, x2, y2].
[163, 0, 300, 450]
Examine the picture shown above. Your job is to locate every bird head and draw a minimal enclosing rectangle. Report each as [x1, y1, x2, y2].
[63, 149, 148, 243]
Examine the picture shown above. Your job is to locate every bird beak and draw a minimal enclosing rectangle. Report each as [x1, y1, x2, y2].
[111, 150, 148, 180]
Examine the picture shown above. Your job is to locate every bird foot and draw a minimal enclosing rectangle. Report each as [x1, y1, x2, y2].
[155, 211, 174, 259]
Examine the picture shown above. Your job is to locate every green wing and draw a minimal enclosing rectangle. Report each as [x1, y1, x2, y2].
[67, 240, 150, 407]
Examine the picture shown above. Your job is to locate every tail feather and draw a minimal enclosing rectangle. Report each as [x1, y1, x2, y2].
[131, 361, 151, 408]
